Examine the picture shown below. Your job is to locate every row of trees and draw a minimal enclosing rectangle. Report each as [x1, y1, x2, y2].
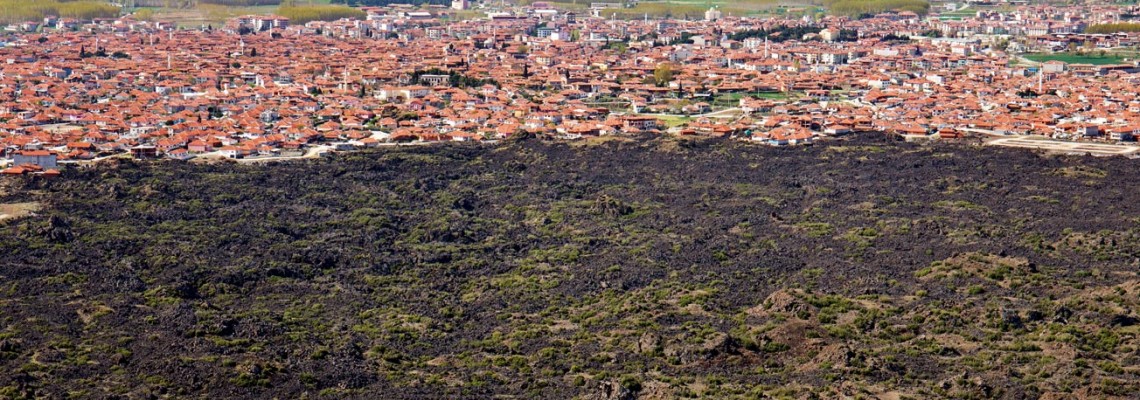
[330, 0, 449, 6]
[0, 0, 120, 24]
[200, 0, 282, 5]
[80, 46, 130, 59]
[410, 68, 499, 88]
[276, 4, 365, 23]
[1085, 23, 1140, 34]
[728, 25, 857, 43]
[824, 0, 929, 18]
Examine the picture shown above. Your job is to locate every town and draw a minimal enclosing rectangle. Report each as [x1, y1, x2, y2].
[3, 1, 1140, 175]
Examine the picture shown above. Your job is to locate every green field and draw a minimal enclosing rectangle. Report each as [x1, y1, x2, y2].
[654, 115, 692, 128]
[128, 0, 344, 27]
[1024, 53, 1130, 65]
[582, 0, 813, 19]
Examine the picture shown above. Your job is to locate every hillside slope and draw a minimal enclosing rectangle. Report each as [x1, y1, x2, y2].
[2, 136, 1139, 399]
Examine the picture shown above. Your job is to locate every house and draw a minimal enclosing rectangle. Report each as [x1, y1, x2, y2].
[188, 140, 212, 153]
[166, 148, 193, 160]
[219, 146, 242, 159]
[820, 28, 839, 43]
[1041, 60, 1066, 74]
[1, 164, 56, 176]
[130, 146, 159, 159]
[12, 150, 57, 168]
[1107, 126, 1139, 141]
[1076, 125, 1100, 137]
[622, 116, 661, 131]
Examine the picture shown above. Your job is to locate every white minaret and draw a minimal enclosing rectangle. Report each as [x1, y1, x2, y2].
[167, 53, 172, 70]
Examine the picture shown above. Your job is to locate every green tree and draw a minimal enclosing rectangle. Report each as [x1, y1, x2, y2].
[653, 63, 675, 87]
[134, 8, 155, 21]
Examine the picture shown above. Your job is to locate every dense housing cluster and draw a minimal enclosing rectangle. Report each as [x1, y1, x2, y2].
[2, 2, 1140, 174]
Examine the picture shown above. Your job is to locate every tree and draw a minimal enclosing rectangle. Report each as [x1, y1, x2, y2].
[994, 39, 1010, 52]
[653, 63, 675, 87]
[250, 48, 257, 57]
[135, 8, 155, 21]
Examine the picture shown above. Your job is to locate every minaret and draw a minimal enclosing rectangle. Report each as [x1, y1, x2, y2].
[167, 53, 172, 70]
[1038, 68, 1043, 93]
[240, 38, 245, 55]
[343, 68, 349, 93]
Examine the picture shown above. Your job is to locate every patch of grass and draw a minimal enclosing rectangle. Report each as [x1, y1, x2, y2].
[931, 200, 987, 212]
[795, 222, 834, 238]
[654, 115, 691, 128]
[1050, 166, 1107, 179]
[1024, 53, 1129, 65]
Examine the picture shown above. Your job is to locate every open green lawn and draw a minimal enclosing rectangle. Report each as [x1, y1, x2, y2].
[653, 115, 692, 128]
[1024, 53, 1130, 65]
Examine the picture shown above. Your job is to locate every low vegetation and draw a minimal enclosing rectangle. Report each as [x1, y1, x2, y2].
[0, 0, 120, 24]
[2, 135, 1140, 398]
[1024, 52, 1128, 65]
[1085, 23, 1140, 34]
[276, 4, 365, 23]
[200, 0, 282, 5]
[824, 0, 929, 18]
